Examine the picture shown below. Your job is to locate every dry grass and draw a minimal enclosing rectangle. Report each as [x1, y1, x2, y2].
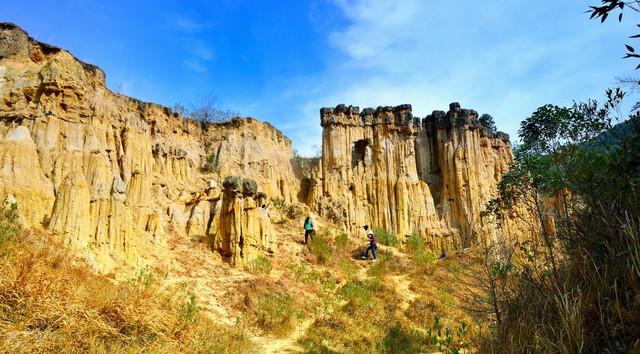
[0, 228, 253, 353]
[297, 241, 475, 354]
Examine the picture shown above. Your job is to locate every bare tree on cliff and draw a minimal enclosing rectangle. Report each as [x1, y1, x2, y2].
[173, 95, 239, 123]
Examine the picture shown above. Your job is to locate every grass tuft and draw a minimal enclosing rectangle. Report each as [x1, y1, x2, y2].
[373, 228, 398, 247]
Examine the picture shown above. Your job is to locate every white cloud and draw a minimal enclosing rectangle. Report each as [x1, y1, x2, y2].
[172, 15, 210, 33]
[269, 0, 633, 155]
[170, 16, 215, 72]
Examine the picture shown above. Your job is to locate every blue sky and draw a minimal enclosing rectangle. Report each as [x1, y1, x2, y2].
[2, 0, 636, 155]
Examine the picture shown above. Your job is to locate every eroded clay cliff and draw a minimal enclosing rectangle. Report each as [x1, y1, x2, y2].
[308, 103, 521, 250]
[0, 22, 533, 268]
[0, 23, 289, 269]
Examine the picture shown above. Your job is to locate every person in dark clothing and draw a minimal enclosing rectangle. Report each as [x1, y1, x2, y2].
[438, 250, 448, 260]
[361, 225, 377, 260]
[303, 216, 315, 244]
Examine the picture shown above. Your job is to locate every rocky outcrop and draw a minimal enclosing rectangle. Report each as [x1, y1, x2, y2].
[210, 177, 274, 266]
[309, 103, 521, 250]
[417, 103, 514, 246]
[0, 23, 282, 270]
[309, 104, 454, 249]
[201, 119, 299, 203]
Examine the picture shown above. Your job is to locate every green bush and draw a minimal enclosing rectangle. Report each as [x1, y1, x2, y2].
[426, 316, 468, 354]
[335, 232, 348, 247]
[246, 255, 272, 275]
[374, 228, 398, 247]
[253, 292, 297, 335]
[406, 232, 424, 253]
[339, 278, 382, 306]
[0, 202, 19, 249]
[382, 322, 427, 354]
[180, 294, 200, 323]
[130, 265, 155, 289]
[406, 233, 436, 267]
[309, 231, 332, 264]
[414, 250, 436, 267]
[202, 152, 223, 173]
[270, 197, 287, 210]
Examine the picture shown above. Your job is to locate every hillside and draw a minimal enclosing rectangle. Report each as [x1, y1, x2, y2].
[0, 22, 540, 353]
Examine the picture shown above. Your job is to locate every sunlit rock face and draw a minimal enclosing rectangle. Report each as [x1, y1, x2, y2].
[0, 23, 287, 270]
[308, 103, 522, 250]
[0, 21, 533, 270]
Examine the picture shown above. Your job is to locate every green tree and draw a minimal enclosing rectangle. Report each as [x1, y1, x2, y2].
[483, 89, 640, 352]
[479, 113, 497, 134]
[588, 1, 640, 68]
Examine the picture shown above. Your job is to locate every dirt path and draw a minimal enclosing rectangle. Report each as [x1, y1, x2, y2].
[253, 318, 314, 354]
[388, 274, 417, 311]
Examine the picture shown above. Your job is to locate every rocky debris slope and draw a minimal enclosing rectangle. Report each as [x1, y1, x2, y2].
[0, 23, 295, 270]
[308, 103, 531, 250]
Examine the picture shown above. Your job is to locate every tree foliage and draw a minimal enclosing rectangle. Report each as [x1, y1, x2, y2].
[588, 1, 640, 68]
[479, 113, 497, 134]
[482, 88, 640, 352]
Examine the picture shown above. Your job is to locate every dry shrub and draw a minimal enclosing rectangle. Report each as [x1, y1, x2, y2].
[0, 229, 253, 353]
[238, 279, 300, 337]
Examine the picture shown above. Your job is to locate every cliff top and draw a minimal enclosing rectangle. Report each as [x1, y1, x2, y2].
[0, 23, 290, 144]
[320, 102, 510, 142]
[0, 22, 105, 79]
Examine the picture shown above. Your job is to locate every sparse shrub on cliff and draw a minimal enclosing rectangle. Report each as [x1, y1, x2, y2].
[270, 197, 305, 219]
[374, 227, 398, 247]
[479, 113, 497, 134]
[173, 95, 239, 124]
[201, 152, 220, 173]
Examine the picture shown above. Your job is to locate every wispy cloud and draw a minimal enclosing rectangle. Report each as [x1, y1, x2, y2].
[263, 0, 633, 156]
[171, 15, 210, 33]
[184, 59, 207, 73]
[186, 38, 214, 61]
[170, 15, 215, 72]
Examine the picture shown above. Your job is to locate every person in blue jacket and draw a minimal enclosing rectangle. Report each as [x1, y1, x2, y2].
[303, 215, 315, 244]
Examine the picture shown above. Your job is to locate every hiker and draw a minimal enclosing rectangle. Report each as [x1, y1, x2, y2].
[303, 215, 315, 244]
[361, 225, 377, 260]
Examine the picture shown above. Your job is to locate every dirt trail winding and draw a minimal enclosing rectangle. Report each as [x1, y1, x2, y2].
[253, 319, 314, 354]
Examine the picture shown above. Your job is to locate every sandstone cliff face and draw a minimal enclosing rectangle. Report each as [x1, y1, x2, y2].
[0, 22, 532, 268]
[309, 103, 517, 249]
[201, 119, 299, 203]
[0, 23, 290, 270]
